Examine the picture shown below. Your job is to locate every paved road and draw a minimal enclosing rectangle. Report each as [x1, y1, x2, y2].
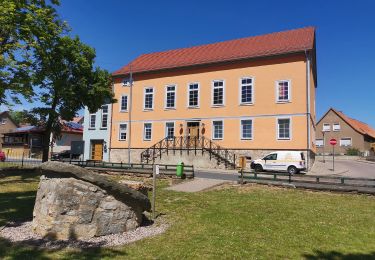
[330, 159, 375, 178]
[196, 170, 238, 181]
[197, 160, 375, 180]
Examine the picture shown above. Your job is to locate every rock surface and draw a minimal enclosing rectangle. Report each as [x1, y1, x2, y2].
[32, 162, 151, 240]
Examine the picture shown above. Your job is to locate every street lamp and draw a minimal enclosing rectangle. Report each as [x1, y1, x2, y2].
[322, 130, 325, 163]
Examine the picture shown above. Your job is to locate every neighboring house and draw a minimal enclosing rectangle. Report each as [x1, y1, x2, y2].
[110, 27, 317, 168]
[83, 104, 111, 161]
[316, 108, 375, 156]
[3, 123, 83, 158]
[51, 122, 84, 154]
[0, 111, 18, 149]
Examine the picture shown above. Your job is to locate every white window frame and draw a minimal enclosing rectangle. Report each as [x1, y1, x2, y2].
[143, 87, 154, 110]
[89, 114, 96, 129]
[323, 123, 331, 132]
[1, 118, 6, 124]
[275, 80, 291, 103]
[212, 120, 224, 140]
[143, 122, 152, 141]
[164, 84, 177, 109]
[165, 121, 175, 139]
[277, 117, 292, 140]
[239, 77, 254, 105]
[333, 123, 341, 131]
[211, 80, 225, 106]
[120, 95, 128, 112]
[187, 82, 200, 108]
[118, 123, 128, 141]
[316, 139, 324, 147]
[340, 137, 352, 147]
[240, 119, 253, 140]
[101, 105, 109, 129]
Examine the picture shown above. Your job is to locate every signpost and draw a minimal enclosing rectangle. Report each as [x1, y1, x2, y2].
[152, 165, 159, 220]
[329, 138, 337, 171]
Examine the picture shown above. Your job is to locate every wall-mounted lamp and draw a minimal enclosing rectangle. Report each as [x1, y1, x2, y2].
[103, 141, 107, 153]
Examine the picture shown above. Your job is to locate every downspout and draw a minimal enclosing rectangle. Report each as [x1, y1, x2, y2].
[305, 50, 311, 171]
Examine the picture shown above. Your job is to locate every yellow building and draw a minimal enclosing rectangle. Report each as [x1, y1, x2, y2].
[110, 27, 317, 168]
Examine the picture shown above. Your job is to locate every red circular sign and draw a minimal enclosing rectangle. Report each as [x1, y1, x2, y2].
[329, 138, 337, 145]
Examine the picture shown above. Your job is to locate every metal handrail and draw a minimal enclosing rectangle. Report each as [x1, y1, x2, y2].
[140, 136, 238, 168]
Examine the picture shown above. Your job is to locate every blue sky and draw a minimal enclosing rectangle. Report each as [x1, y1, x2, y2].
[8, 0, 375, 127]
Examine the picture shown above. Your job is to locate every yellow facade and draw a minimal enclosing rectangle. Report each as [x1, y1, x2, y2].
[110, 54, 316, 153]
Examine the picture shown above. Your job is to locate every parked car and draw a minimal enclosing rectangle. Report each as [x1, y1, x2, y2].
[0, 151, 6, 162]
[51, 150, 80, 160]
[250, 151, 306, 174]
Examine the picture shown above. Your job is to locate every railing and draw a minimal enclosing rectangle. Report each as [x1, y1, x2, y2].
[140, 136, 238, 169]
[51, 159, 195, 178]
[239, 171, 375, 188]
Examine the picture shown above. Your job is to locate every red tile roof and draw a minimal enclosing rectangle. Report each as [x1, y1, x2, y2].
[113, 27, 315, 76]
[329, 108, 375, 139]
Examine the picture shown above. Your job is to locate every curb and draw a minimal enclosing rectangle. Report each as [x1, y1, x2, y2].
[356, 160, 375, 165]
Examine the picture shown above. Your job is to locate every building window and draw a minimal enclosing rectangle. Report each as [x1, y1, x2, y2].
[212, 80, 224, 106]
[276, 80, 290, 102]
[340, 137, 352, 147]
[1, 118, 6, 124]
[89, 114, 96, 129]
[144, 87, 154, 110]
[120, 95, 128, 111]
[119, 123, 127, 141]
[323, 123, 330, 132]
[165, 85, 176, 109]
[277, 118, 291, 140]
[144, 123, 152, 141]
[165, 122, 175, 139]
[212, 120, 223, 140]
[188, 83, 199, 107]
[240, 77, 253, 104]
[101, 105, 108, 129]
[241, 119, 253, 139]
[333, 123, 341, 131]
[316, 139, 324, 147]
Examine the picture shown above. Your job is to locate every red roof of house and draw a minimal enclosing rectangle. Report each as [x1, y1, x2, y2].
[322, 108, 375, 139]
[113, 27, 315, 76]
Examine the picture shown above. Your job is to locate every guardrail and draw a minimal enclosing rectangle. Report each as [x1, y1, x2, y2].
[239, 171, 375, 188]
[51, 159, 195, 178]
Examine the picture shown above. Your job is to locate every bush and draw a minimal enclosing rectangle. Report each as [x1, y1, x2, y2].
[345, 147, 360, 156]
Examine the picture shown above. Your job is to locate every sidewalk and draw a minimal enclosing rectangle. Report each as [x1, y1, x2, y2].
[309, 160, 348, 176]
[165, 178, 229, 192]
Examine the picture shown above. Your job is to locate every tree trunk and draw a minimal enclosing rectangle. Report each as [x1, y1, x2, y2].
[42, 126, 52, 162]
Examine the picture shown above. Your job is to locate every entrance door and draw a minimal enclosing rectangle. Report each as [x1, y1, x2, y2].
[187, 122, 200, 146]
[91, 140, 103, 161]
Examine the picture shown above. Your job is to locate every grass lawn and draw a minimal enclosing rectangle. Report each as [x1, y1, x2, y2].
[0, 170, 374, 259]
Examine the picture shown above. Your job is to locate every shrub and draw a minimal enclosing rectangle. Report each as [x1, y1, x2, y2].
[345, 147, 360, 156]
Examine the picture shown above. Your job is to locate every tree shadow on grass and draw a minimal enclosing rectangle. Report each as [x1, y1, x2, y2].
[303, 250, 375, 260]
[0, 237, 127, 260]
[0, 190, 37, 226]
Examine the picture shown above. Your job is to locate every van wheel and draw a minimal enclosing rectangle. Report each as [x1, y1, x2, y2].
[287, 166, 297, 175]
[254, 164, 263, 172]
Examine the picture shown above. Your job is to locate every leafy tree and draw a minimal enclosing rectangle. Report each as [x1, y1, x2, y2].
[1, 1, 114, 161]
[0, 0, 60, 105]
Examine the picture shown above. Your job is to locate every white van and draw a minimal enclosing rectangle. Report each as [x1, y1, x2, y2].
[250, 151, 306, 174]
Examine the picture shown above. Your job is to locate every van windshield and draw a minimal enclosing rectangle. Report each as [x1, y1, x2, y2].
[300, 152, 305, 160]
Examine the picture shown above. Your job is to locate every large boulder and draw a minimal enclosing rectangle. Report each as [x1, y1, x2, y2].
[32, 161, 151, 240]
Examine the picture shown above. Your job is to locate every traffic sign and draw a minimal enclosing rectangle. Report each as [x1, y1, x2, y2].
[329, 138, 337, 146]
